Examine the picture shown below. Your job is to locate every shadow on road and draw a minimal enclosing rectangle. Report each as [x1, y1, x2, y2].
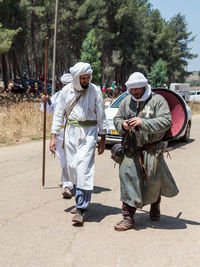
[65, 202, 121, 223]
[168, 138, 195, 150]
[86, 203, 121, 222]
[93, 185, 112, 194]
[134, 209, 200, 230]
[43, 186, 60, 190]
[64, 204, 200, 228]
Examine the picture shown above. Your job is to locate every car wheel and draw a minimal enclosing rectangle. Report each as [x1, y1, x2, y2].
[180, 122, 191, 142]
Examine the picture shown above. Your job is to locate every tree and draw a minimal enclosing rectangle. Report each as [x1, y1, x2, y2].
[0, 23, 21, 89]
[0, 0, 27, 85]
[0, 23, 19, 54]
[0, 0, 197, 89]
[148, 59, 168, 88]
[80, 29, 101, 84]
[166, 13, 197, 83]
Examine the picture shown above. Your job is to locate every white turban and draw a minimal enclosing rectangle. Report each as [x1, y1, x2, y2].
[125, 72, 151, 102]
[60, 73, 73, 85]
[70, 62, 93, 92]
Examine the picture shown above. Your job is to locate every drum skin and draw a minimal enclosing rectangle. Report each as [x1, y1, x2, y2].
[152, 88, 188, 141]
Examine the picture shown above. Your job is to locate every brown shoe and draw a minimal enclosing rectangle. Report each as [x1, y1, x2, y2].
[72, 212, 84, 224]
[114, 216, 135, 231]
[62, 187, 72, 199]
[70, 207, 77, 214]
[150, 204, 160, 221]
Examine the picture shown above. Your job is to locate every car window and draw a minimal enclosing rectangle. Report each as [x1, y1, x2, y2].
[110, 92, 129, 108]
[197, 92, 200, 95]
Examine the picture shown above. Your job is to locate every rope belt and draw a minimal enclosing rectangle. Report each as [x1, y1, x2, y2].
[141, 142, 158, 152]
[67, 120, 97, 127]
[138, 141, 172, 178]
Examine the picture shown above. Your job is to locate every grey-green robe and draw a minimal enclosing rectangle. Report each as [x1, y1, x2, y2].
[114, 93, 179, 208]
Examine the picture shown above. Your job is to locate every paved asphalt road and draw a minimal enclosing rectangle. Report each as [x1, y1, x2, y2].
[0, 115, 200, 267]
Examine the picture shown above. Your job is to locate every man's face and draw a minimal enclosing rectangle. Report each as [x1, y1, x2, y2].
[80, 74, 90, 89]
[130, 87, 146, 99]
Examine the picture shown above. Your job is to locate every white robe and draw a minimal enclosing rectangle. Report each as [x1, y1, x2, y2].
[51, 83, 108, 190]
[41, 89, 73, 189]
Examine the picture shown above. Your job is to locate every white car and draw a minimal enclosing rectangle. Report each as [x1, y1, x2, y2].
[103, 90, 192, 144]
[189, 91, 200, 102]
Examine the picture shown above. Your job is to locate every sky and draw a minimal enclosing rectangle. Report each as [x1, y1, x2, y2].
[149, 0, 200, 71]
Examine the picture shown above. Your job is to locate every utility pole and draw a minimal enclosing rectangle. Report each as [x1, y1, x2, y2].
[52, 0, 59, 95]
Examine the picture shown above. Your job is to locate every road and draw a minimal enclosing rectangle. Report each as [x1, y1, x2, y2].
[0, 115, 200, 267]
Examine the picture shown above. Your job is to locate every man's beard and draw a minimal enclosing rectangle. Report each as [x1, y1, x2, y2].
[81, 83, 89, 90]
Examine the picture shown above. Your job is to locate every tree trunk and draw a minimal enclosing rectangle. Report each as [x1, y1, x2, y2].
[12, 51, 22, 79]
[2, 54, 8, 90]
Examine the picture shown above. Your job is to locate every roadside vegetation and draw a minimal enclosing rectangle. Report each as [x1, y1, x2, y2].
[0, 102, 52, 146]
[1, 99, 200, 147]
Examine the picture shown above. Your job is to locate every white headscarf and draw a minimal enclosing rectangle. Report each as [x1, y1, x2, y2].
[70, 62, 93, 92]
[125, 72, 151, 102]
[60, 73, 73, 85]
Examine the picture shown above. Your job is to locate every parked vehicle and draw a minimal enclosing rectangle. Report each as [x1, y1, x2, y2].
[169, 83, 190, 102]
[189, 90, 200, 102]
[8, 79, 26, 93]
[8, 77, 52, 95]
[103, 89, 192, 144]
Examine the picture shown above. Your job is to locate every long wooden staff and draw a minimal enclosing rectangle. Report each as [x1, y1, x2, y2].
[42, 37, 48, 187]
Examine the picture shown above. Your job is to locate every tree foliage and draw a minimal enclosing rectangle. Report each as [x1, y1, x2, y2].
[0, 0, 197, 88]
[0, 24, 20, 54]
[148, 59, 168, 88]
[80, 29, 101, 84]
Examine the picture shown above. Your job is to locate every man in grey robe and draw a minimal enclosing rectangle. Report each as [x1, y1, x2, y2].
[114, 72, 179, 231]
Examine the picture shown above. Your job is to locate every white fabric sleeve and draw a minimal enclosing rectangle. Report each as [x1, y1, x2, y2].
[51, 91, 66, 135]
[40, 92, 58, 114]
[95, 87, 108, 134]
[40, 102, 54, 114]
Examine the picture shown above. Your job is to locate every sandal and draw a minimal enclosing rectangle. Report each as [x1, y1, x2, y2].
[70, 207, 77, 214]
[114, 216, 135, 231]
[62, 187, 72, 199]
[72, 212, 84, 224]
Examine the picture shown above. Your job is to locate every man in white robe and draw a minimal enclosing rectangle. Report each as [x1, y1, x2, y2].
[41, 73, 73, 198]
[50, 62, 108, 225]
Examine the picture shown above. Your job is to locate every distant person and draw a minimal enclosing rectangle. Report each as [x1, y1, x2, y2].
[111, 81, 116, 92]
[39, 74, 45, 83]
[41, 73, 74, 198]
[113, 72, 179, 231]
[101, 85, 106, 94]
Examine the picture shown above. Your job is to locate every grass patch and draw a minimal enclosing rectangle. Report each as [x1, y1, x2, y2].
[31, 136, 43, 141]
[188, 102, 200, 115]
[0, 99, 200, 147]
[0, 102, 53, 146]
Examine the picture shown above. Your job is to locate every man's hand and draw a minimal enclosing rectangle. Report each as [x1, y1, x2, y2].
[123, 117, 142, 130]
[123, 120, 132, 131]
[41, 94, 50, 103]
[49, 134, 57, 154]
[98, 134, 106, 155]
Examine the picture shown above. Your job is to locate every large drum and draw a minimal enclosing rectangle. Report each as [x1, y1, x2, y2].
[152, 88, 188, 141]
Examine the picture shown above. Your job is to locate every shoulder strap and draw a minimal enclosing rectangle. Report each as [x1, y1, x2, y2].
[66, 94, 82, 118]
[137, 93, 152, 117]
[62, 94, 82, 149]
